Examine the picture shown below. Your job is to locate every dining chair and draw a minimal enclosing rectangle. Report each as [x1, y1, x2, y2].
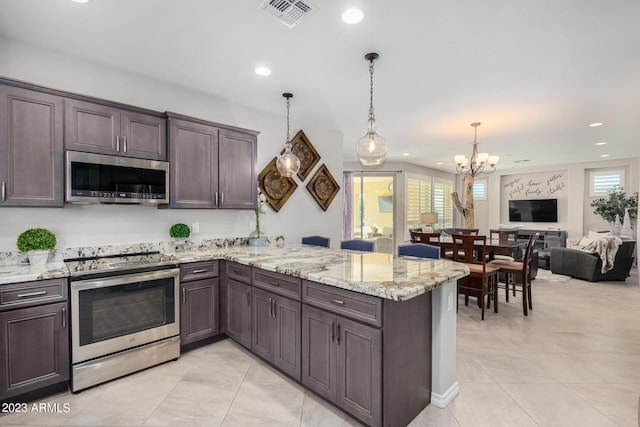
[488, 229, 519, 262]
[452, 228, 479, 235]
[340, 239, 375, 252]
[398, 243, 440, 259]
[452, 234, 500, 320]
[301, 235, 330, 248]
[489, 233, 539, 316]
[410, 231, 440, 244]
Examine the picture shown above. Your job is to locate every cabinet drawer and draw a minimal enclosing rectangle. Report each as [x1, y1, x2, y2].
[225, 262, 251, 284]
[302, 280, 382, 327]
[180, 260, 219, 282]
[253, 269, 301, 301]
[0, 278, 68, 311]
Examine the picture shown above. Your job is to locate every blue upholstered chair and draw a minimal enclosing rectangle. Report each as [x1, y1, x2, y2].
[398, 243, 440, 259]
[340, 239, 375, 252]
[301, 235, 330, 248]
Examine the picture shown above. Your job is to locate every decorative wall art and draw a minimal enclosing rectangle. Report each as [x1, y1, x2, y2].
[306, 164, 340, 211]
[281, 130, 321, 181]
[258, 157, 298, 212]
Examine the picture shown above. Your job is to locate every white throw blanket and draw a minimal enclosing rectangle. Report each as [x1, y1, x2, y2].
[573, 235, 623, 273]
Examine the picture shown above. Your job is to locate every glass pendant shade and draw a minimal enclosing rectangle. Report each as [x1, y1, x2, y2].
[356, 52, 387, 167]
[276, 147, 301, 177]
[356, 118, 388, 166]
[276, 92, 300, 177]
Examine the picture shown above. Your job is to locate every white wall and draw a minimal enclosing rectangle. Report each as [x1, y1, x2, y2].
[0, 37, 344, 251]
[479, 158, 639, 238]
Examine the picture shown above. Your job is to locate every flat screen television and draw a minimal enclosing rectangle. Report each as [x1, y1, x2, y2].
[508, 198, 558, 222]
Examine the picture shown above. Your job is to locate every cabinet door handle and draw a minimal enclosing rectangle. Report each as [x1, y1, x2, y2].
[1, 181, 5, 202]
[331, 321, 335, 342]
[62, 307, 66, 329]
[17, 290, 47, 298]
[182, 288, 186, 304]
[116, 136, 120, 152]
[220, 192, 224, 207]
[123, 136, 127, 153]
[330, 299, 345, 306]
[215, 192, 219, 206]
[336, 323, 341, 345]
[269, 298, 273, 317]
[192, 269, 208, 274]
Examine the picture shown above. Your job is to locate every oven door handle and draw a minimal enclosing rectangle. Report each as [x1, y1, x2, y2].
[71, 268, 180, 290]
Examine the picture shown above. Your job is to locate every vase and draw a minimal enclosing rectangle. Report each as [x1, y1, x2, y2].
[27, 250, 50, 268]
[248, 229, 267, 247]
[171, 237, 188, 252]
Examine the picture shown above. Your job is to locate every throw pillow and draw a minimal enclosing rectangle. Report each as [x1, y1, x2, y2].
[578, 236, 596, 247]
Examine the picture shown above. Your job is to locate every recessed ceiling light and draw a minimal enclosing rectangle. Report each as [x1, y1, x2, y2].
[402, 153, 410, 156]
[589, 122, 603, 127]
[254, 66, 271, 76]
[600, 154, 610, 158]
[436, 162, 443, 165]
[72, 0, 89, 3]
[594, 141, 607, 146]
[341, 8, 364, 24]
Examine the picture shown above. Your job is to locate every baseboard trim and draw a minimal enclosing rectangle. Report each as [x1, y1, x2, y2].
[431, 381, 460, 408]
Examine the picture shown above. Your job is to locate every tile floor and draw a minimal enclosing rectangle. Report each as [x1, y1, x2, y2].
[1, 269, 639, 426]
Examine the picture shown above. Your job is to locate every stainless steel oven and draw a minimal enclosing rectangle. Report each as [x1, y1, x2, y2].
[68, 260, 180, 392]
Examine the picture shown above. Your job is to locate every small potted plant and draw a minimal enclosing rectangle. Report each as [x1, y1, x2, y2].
[16, 228, 56, 267]
[169, 223, 190, 251]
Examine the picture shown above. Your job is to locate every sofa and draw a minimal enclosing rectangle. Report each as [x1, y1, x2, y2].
[550, 240, 636, 282]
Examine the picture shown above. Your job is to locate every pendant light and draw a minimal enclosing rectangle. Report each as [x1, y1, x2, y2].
[276, 92, 301, 177]
[356, 52, 387, 166]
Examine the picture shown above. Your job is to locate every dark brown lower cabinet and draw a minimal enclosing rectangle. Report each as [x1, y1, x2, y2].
[225, 278, 252, 349]
[251, 287, 301, 381]
[302, 304, 381, 426]
[0, 302, 69, 399]
[180, 278, 220, 345]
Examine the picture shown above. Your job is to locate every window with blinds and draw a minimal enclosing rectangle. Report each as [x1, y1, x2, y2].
[406, 177, 432, 229]
[473, 179, 487, 200]
[589, 169, 625, 197]
[433, 179, 454, 228]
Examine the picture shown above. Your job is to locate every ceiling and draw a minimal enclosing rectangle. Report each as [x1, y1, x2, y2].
[1, 0, 639, 173]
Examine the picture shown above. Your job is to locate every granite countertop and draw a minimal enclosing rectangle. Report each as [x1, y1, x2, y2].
[173, 245, 469, 301]
[0, 244, 469, 301]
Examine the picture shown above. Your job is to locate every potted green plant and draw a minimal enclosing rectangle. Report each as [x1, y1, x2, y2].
[16, 228, 56, 267]
[591, 186, 638, 235]
[169, 223, 190, 251]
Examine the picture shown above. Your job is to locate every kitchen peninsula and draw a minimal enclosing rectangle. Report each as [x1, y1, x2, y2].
[0, 242, 468, 427]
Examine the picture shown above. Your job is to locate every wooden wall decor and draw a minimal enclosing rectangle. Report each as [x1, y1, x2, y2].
[280, 130, 320, 181]
[306, 164, 340, 211]
[258, 157, 298, 212]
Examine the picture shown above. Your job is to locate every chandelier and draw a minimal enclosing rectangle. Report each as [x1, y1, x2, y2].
[454, 122, 499, 176]
[276, 92, 301, 177]
[356, 52, 387, 166]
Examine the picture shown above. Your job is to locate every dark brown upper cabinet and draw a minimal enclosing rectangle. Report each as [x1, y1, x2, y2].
[65, 98, 166, 161]
[167, 114, 257, 209]
[0, 84, 64, 207]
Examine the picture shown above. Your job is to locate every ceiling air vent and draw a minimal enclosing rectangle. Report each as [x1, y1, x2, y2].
[259, 0, 317, 28]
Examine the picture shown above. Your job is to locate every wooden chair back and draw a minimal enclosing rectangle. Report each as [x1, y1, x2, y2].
[452, 228, 479, 235]
[489, 229, 519, 243]
[410, 231, 440, 244]
[452, 234, 488, 267]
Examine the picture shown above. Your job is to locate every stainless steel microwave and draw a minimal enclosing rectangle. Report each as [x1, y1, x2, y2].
[65, 151, 169, 205]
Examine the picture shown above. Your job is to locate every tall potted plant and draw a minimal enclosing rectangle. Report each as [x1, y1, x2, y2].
[16, 228, 57, 267]
[591, 186, 638, 234]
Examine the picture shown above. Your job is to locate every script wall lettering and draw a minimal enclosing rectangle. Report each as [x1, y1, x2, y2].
[500, 170, 568, 225]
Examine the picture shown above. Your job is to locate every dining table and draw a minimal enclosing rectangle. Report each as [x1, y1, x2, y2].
[414, 234, 526, 262]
